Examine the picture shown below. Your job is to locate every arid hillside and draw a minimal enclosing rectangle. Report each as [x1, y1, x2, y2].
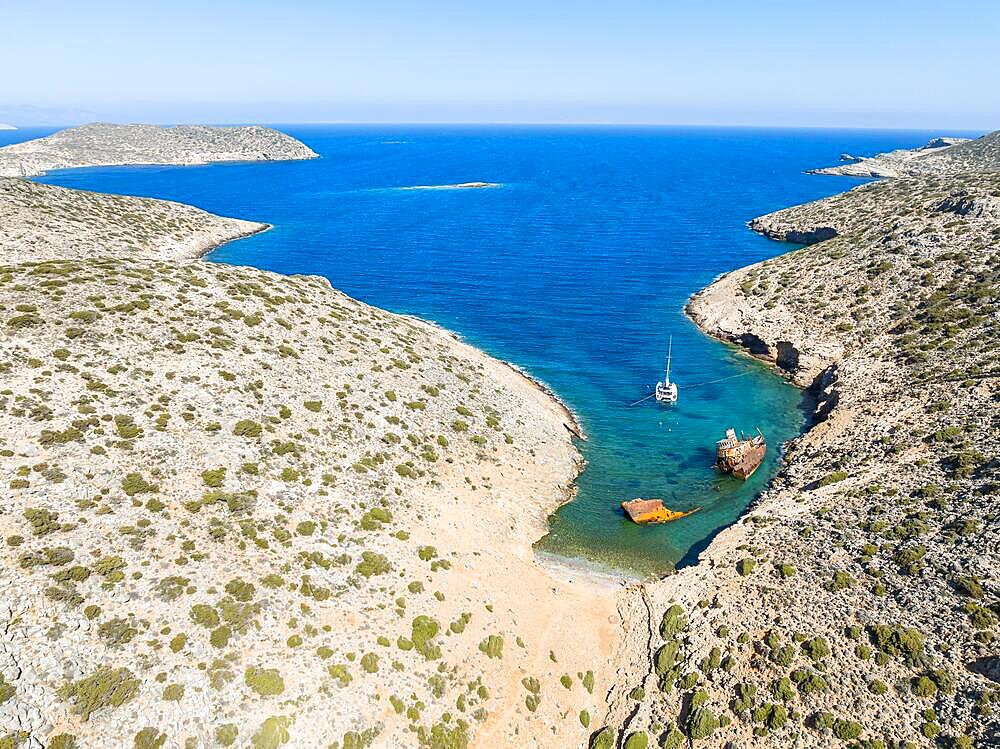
[0, 178, 617, 749]
[592, 132, 1000, 749]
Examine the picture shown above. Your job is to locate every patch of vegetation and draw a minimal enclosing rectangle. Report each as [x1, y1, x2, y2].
[244, 667, 285, 697]
[58, 667, 140, 720]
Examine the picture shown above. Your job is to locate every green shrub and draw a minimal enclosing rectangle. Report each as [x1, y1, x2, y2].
[133, 728, 166, 749]
[588, 728, 614, 749]
[832, 718, 862, 740]
[251, 715, 292, 749]
[355, 552, 391, 578]
[817, 470, 849, 488]
[752, 703, 787, 730]
[868, 624, 924, 659]
[244, 668, 284, 696]
[688, 706, 719, 739]
[190, 604, 220, 628]
[953, 575, 984, 598]
[411, 616, 442, 660]
[0, 676, 14, 704]
[826, 570, 854, 591]
[58, 667, 139, 720]
[478, 634, 503, 659]
[801, 636, 830, 662]
[622, 732, 648, 749]
[121, 473, 157, 496]
[660, 605, 686, 637]
[215, 725, 238, 747]
[201, 468, 226, 488]
[233, 420, 262, 438]
[775, 563, 796, 578]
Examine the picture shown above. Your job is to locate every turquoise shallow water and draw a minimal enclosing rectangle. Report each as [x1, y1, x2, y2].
[15, 124, 969, 577]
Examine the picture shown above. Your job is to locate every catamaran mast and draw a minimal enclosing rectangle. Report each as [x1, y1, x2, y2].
[665, 336, 673, 382]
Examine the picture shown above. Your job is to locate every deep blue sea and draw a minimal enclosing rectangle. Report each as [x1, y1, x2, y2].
[6, 124, 974, 577]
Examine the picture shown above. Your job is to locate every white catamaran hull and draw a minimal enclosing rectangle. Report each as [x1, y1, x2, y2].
[655, 381, 678, 403]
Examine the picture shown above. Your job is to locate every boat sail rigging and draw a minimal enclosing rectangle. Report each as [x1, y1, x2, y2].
[655, 336, 678, 403]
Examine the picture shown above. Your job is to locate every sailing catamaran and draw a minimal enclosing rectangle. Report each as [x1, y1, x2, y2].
[655, 336, 679, 403]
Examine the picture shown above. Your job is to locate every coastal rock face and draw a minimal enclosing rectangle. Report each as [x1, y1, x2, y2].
[0, 123, 318, 177]
[807, 132, 1000, 178]
[603, 131, 1000, 748]
[0, 180, 614, 746]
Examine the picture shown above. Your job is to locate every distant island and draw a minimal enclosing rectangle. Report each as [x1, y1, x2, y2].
[0, 123, 16, 131]
[0, 122, 318, 177]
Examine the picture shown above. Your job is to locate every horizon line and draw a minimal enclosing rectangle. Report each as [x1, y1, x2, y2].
[6, 120, 992, 134]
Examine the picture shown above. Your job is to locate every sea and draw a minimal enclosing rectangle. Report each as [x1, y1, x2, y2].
[5, 124, 974, 577]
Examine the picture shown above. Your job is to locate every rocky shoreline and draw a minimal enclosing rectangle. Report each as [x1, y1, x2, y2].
[593, 129, 1000, 749]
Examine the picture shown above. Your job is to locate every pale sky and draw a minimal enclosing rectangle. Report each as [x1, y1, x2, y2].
[2, 0, 998, 128]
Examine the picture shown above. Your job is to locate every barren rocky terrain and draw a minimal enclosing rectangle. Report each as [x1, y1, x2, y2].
[0, 179, 266, 263]
[0, 124, 317, 178]
[588, 132, 1000, 748]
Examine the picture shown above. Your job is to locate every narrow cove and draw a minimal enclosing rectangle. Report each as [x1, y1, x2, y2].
[31, 125, 943, 577]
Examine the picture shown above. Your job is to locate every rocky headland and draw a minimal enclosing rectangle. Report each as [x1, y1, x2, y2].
[0, 127, 615, 748]
[0, 123, 317, 178]
[806, 134, 989, 178]
[590, 130, 1000, 748]
[0, 178, 266, 264]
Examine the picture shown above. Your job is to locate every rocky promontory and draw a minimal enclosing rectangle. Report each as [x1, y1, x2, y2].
[806, 133, 994, 178]
[0, 177, 266, 263]
[0, 123, 317, 177]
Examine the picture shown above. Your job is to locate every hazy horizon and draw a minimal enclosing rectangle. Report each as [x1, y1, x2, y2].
[2, 0, 999, 130]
